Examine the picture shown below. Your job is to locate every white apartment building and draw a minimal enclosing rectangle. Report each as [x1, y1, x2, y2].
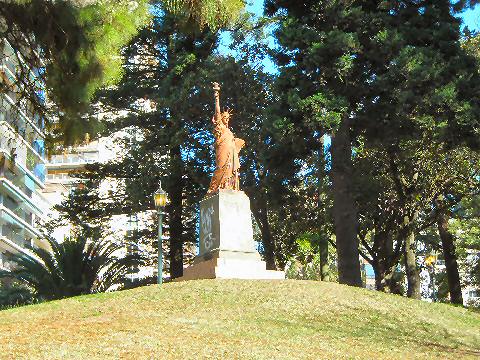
[0, 38, 49, 270]
[42, 136, 155, 281]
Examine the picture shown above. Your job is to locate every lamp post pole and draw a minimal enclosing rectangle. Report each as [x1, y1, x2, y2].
[154, 181, 167, 285]
[157, 209, 163, 285]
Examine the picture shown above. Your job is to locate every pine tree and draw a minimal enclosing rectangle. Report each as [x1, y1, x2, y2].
[58, 2, 273, 279]
[266, 0, 480, 289]
[68, 5, 220, 279]
[0, 0, 151, 142]
[58, 8, 310, 278]
[0, 0, 245, 142]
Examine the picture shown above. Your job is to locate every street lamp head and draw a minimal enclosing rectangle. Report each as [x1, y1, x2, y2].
[154, 180, 168, 209]
[425, 254, 436, 267]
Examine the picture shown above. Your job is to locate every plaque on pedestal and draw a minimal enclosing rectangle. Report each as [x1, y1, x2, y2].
[176, 190, 284, 281]
[198, 190, 258, 259]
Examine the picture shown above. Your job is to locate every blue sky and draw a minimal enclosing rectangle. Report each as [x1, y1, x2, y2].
[462, 4, 480, 30]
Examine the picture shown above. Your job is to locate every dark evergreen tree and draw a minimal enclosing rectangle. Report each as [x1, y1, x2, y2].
[57, 4, 289, 279]
[265, 0, 480, 289]
[56, 8, 313, 277]
[60, 5, 220, 279]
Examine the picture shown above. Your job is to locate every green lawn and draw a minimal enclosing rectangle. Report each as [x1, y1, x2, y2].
[0, 279, 479, 359]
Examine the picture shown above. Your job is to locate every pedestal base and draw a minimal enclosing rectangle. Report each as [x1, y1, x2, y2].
[174, 190, 285, 282]
[174, 251, 285, 281]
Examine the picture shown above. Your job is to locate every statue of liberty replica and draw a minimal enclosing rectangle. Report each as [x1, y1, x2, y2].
[207, 82, 245, 194]
[175, 82, 284, 281]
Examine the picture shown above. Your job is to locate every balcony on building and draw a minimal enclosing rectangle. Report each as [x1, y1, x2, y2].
[0, 37, 48, 269]
[46, 141, 100, 185]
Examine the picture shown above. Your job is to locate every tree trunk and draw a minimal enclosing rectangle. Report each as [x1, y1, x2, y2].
[403, 221, 421, 299]
[386, 149, 420, 298]
[373, 259, 388, 292]
[373, 230, 388, 291]
[250, 196, 276, 270]
[319, 236, 329, 281]
[373, 229, 399, 292]
[330, 117, 362, 287]
[387, 273, 404, 295]
[437, 211, 463, 305]
[168, 143, 184, 279]
[374, 263, 401, 294]
[372, 259, 396, 293]
[165, 33, 185, 280]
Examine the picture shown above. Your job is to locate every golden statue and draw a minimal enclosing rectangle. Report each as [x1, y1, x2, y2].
[207, 82, 245, 195]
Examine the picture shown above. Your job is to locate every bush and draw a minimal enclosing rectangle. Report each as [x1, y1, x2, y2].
[0, 282, 36, 310]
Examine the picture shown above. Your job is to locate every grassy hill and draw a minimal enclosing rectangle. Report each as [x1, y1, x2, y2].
[0, 279, 479, 359]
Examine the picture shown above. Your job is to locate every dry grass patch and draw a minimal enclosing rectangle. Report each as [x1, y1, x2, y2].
[0, 280, 479, 359]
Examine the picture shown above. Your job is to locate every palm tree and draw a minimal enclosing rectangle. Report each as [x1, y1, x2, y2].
[0, 226, 146, 302]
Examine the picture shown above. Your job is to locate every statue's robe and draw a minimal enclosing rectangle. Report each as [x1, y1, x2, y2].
[208, 121, 245, 194]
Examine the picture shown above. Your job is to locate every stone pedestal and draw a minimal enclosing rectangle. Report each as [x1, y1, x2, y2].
[176, 190, 284, 281]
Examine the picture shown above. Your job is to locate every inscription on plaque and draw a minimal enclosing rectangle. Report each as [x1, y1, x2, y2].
[201, 205, 215, 251]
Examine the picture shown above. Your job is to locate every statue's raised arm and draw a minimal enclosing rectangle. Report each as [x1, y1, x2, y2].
[207, 82, 245, 195]
[212, 82, 221, 124]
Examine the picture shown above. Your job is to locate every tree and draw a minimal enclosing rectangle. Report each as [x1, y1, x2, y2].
[354, 145, 405, 293]
[0, 0, 151, 142]
[0, 225, 144, 301]
[355, 32, 480, 300]
[0, 0, 245, 142]
[266, 0, 480, 288]
[380, 29, 480, 300]
[355, 130, 480, 302]
[436, 202, 464, 304]
[59, 2, 260, 279]
[165, 0, 245, 31]
[205, 38, 306, 269]
[450, 195, 480, 304]
[58, 7, 314, 277]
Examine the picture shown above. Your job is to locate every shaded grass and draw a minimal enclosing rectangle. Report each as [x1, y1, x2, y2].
[0, 280, 479, 359]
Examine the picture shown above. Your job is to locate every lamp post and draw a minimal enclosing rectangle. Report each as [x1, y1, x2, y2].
[154, 181, 167, 285]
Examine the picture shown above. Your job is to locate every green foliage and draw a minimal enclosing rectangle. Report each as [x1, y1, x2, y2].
[165, 0, 246, 31]
[266, 0, 480, 289]
[58, 6, 223, 277]
[464, 32, 480, 59]
[450, 196, 480, 287]
[297, 93, 346, 131]
[353, 129, 480, 298]
[61, 7, 305, 274]
[1, 0, 246, 143]
[1, 0, 151, 140]
[0, 226, 146, 301]
[0, 282, 35, 309]
[285, 232, 337, 281]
